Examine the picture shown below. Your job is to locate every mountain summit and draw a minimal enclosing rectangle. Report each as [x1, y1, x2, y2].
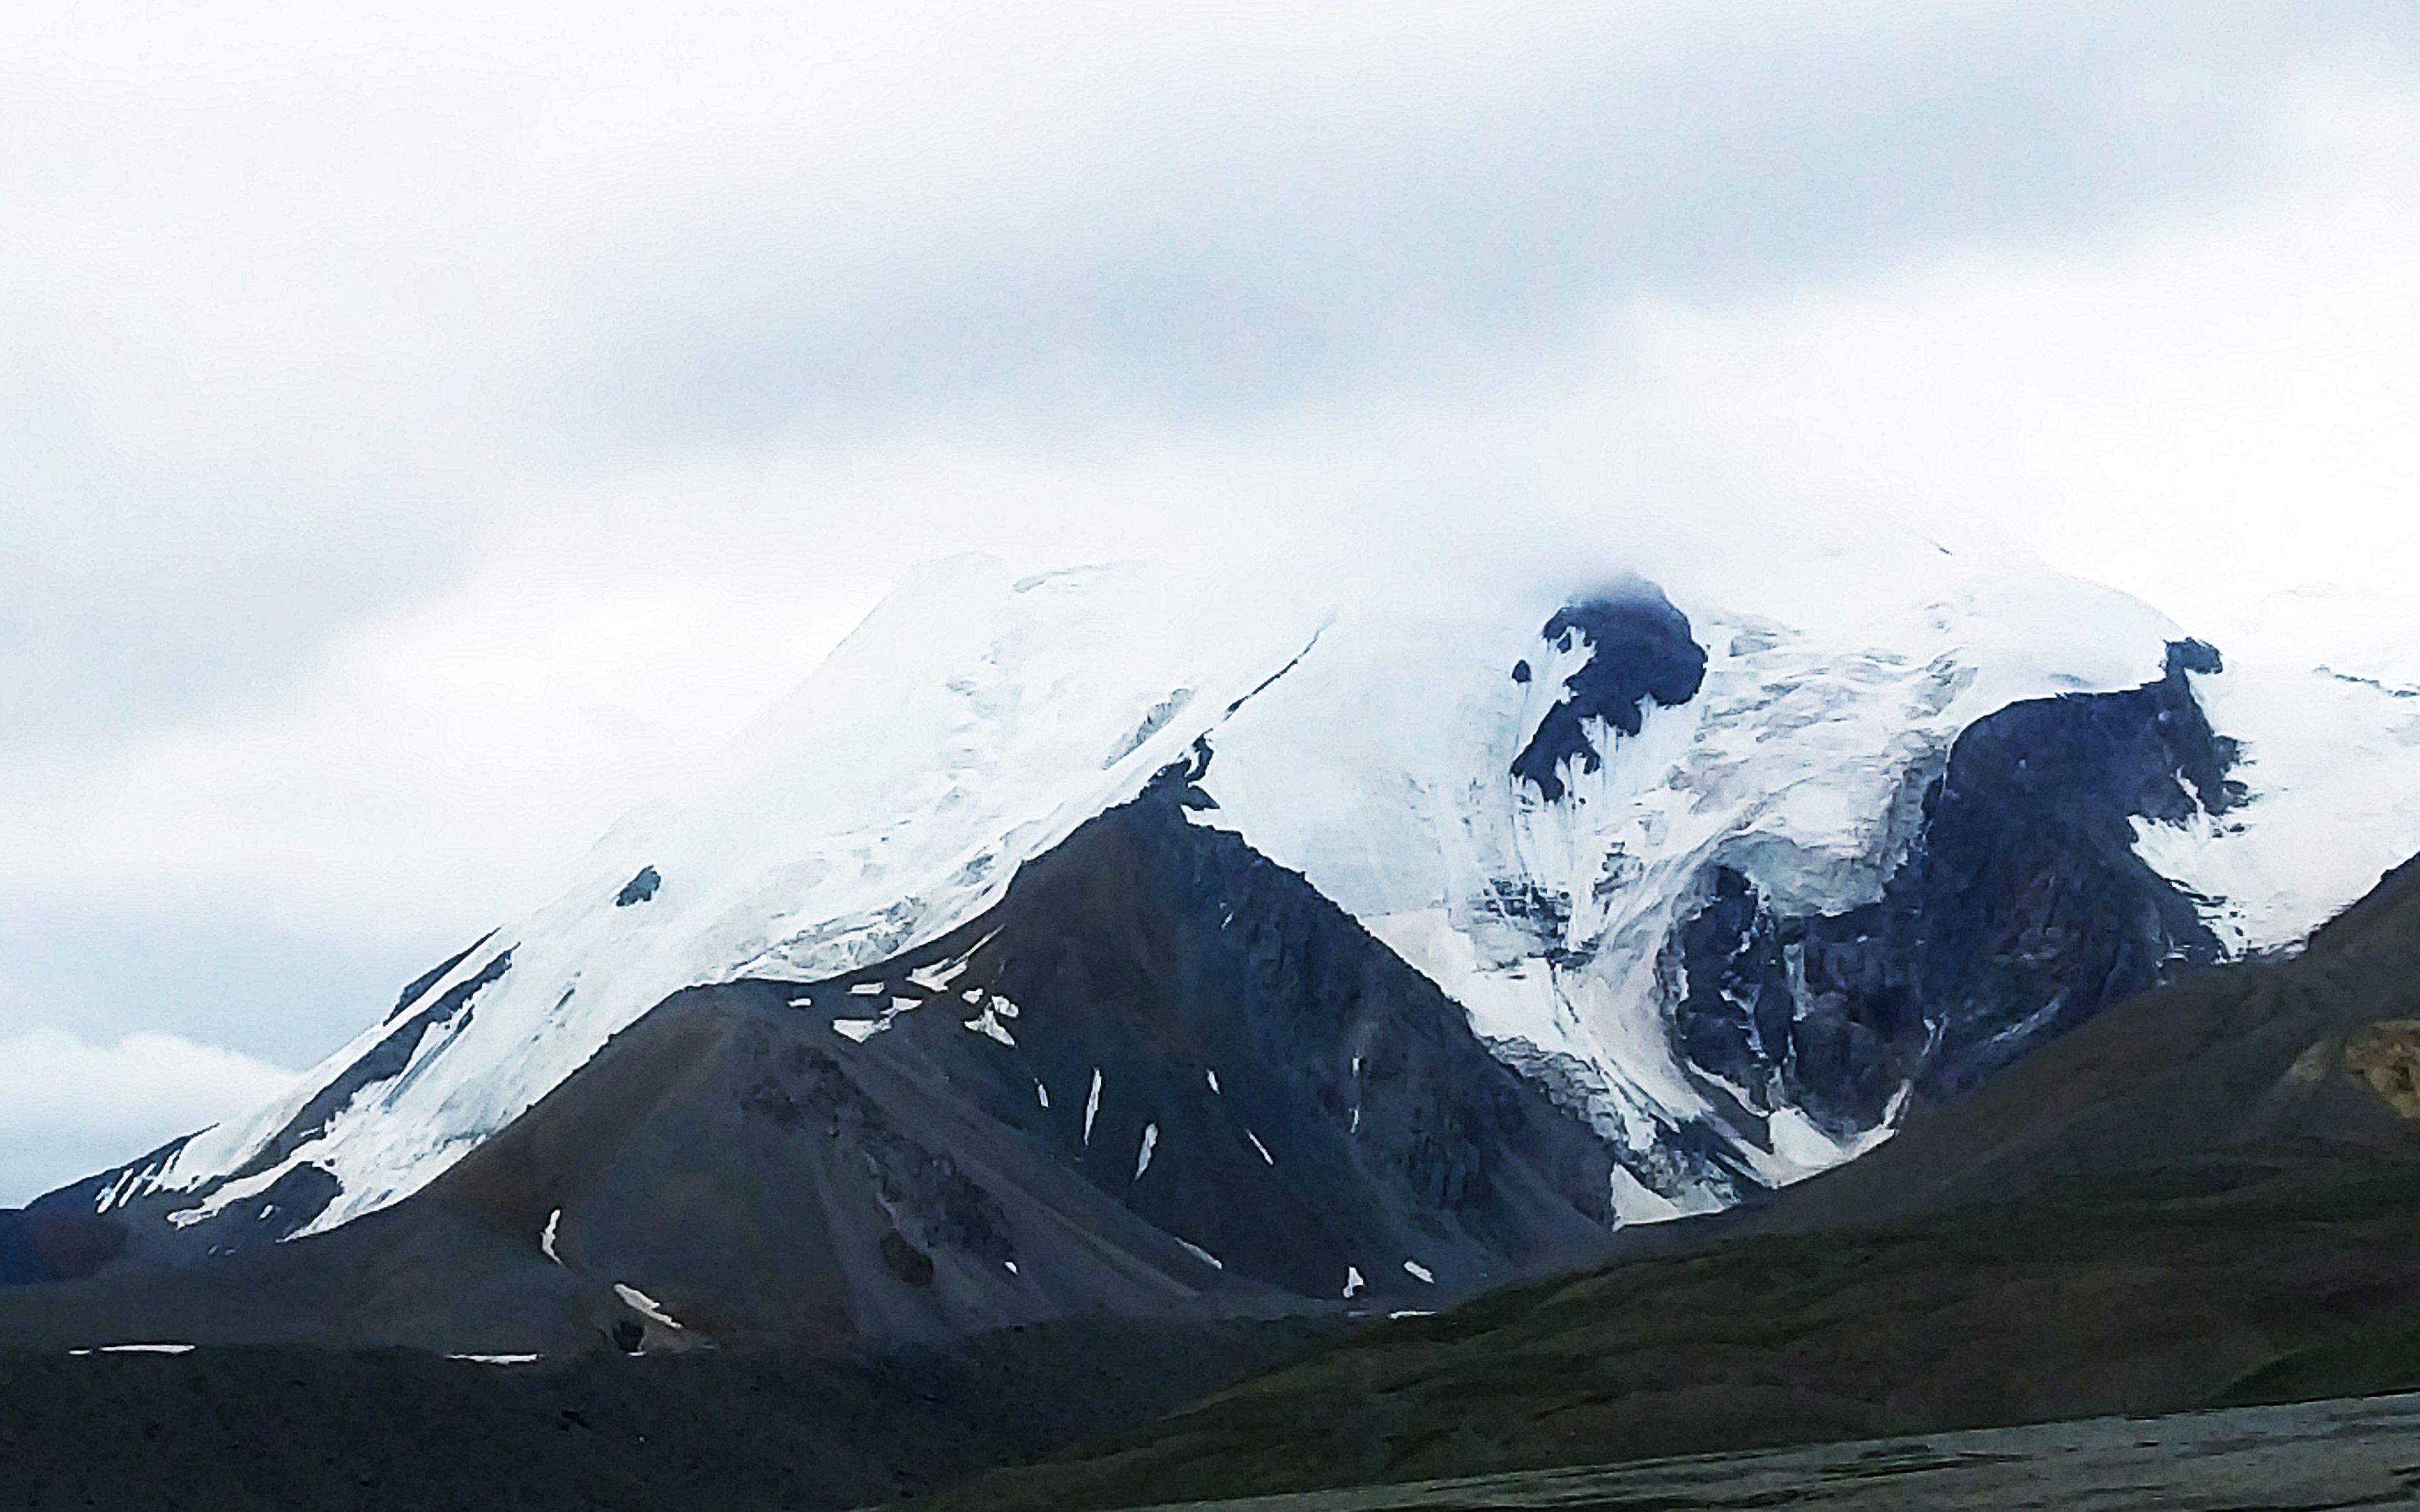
[9, 551, 2420, 1355]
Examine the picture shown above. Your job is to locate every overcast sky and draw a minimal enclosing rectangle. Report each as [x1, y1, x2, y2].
[5, 1, 2419, 1200]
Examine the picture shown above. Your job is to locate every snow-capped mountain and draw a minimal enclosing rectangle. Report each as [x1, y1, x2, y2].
[12, 548, 2420, 1350]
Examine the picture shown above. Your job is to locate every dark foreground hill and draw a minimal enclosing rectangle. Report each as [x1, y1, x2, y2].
[0, 1318, 1331, 1512]
[916, 855, 2420, 1511]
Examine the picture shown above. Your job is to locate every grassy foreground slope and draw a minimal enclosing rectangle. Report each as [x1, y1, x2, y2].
[927, 857, 2420, 1510]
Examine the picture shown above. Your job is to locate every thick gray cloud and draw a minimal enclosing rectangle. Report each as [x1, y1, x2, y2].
[7, 5, 2409, 717]
[535, 2, 2420, 447]
[3, 2, 2418, 1199]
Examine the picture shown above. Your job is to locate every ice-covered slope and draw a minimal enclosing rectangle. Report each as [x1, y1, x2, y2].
[109, 557, 1330, 1241]
[2131, 582, 2420, 954]
[2134, 658, 2420, 955]
[1189, 569, 2221, 1217]
[67, 548, 2420, 1250]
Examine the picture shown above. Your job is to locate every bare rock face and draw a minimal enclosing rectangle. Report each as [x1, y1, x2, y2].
[1511, 582, 1707, 801]
[2344, 1020, 2420, 1118]
[1668, 641, 2241, 1140]
[0, 767, 1613, 1354]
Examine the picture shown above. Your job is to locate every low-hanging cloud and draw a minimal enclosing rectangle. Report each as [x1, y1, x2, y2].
[4, 2, 2419, 1193]
[0, 1030, 296, 1206]
[8, 2, 2414, 749]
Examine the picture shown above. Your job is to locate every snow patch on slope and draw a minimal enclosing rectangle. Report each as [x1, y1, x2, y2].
[2133, 658, 2420, 953]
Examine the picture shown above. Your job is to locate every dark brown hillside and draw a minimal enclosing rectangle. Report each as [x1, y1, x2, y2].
[918, 854, 2420, 1511]
[1746, 851, 2420, 1233]
[0, 770, 1613, 1359]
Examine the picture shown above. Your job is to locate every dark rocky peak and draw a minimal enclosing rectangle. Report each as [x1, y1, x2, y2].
[1935, 637, 2241, 832]
[785, 760, 1619, 1314]
[491, 757, 1617, 1345]
[1513, 580, 1707, 801]
[0, 747, 1616, 1348]
[1672, 644, 2245, 1144]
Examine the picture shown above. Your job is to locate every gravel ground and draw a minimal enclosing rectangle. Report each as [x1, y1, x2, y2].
[1090, 1391, 2420, 1511]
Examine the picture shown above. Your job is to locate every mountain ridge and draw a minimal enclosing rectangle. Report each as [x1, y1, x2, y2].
[910, 846, 2420, 1511]
[8, 551, 2420, 1358]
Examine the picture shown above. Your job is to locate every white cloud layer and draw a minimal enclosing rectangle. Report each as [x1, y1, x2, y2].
[3, 4, 2419, 1192]
[0, 1031, 296, 1205]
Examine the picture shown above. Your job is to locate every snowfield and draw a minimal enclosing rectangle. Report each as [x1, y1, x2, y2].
[112, 550, 2420, 1235]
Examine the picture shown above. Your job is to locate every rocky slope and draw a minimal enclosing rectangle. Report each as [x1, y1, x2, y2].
[920, 851, 2420, 1510]
[7, 548, 2419, 1355]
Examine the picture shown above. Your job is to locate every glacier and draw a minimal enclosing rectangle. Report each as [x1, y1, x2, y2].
[84, 548, 2420, 1241]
